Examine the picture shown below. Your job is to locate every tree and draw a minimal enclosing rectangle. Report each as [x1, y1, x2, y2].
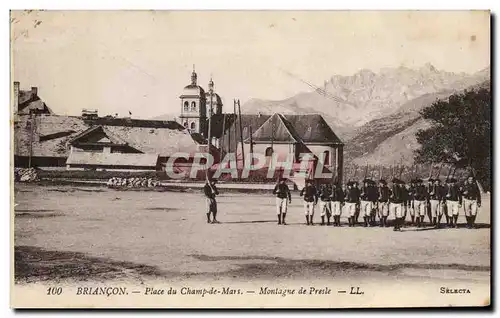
[414, 87, 491, 190]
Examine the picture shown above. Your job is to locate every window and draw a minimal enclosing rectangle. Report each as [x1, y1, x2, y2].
[183, 101, 189, 112]
[304, 127, 312, 140]
[191, 101, 197, 112]
[183, 121, 188, 128]
[265, 147, 274, 157]
[190, 122, 196, 130]
[322, 150, 330, 166]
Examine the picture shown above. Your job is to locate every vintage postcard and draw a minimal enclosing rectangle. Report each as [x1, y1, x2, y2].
[10, 10, 491, 308]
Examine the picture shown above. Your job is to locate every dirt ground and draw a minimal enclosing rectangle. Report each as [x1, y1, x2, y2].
[14, 184, 490, 287]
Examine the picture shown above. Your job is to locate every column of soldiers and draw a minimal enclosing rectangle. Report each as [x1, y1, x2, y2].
[270, 175, 482, 230]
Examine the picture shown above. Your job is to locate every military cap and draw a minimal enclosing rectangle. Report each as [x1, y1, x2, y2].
[427, 178, 434, 183]
[363, 178, 372, 184]
[391, 178, 400, 184]
[415, 178, 423, 183]
[378, 179, 387, 185]
[448, 177, 457, 183]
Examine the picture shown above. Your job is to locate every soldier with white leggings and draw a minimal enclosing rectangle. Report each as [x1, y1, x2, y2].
[462, 175, 482, 229]
[360, 179, 378, 227]
[344, 181, 361, 227]
[428, 179, 446, 228]
[445, 178, 462, 228]
[300, 180, 318, 225]
[412, 179, 428, 227]
[330, 182, 345, 226]
[390, 178, 405, 231]
[318, 183, 332, 225]
[377, 179, 391, 227]
[272, 178, 292, 225]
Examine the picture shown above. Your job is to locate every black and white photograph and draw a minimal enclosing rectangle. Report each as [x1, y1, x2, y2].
[10, 10, 491, 308]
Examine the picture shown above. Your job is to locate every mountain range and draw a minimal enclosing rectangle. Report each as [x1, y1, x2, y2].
[241, 64, 490, 165]
[154, 64, 490, 166]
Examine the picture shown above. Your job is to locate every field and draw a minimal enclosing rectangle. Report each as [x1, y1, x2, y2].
[13, 184, 491, 307]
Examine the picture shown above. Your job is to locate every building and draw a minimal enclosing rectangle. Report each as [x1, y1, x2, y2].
[13, 114, 208, 171]
[177, 67, 223, 137]
[13, 69, 343, 180]
[209, 112, 344, 182]
[174, 69, 345, 182]
[12, 82, 53, 115]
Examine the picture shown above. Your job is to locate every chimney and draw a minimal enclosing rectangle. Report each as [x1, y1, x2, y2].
[13, 81, 20, 112]
[31, 86, 38, 98]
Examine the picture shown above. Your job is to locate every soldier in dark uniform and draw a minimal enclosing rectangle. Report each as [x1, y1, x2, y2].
[360, 179, 378, 227]
[345, 180, 361, 227]
[300, 179, 318, 225]
[203, 179, 220, 224]
[389, 178, 405, 231]
[406, 180, 416, 226]
[462, 175, 482, 229]
[378, 179, 391, 227]
[413, 178, 428, 227]
[429, 179, 446, 228]
[445, 178, 462, 228]
[273, 178, 292, 225]
[318, 183, 332, 225]
[353, 181, 361, 225]
[330, 182, 345, 226]
[425, 178, 434, 224]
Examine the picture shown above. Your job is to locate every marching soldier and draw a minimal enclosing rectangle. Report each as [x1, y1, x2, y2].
[425, 178, 434, 224]
[429, 178, 446, 228]
[345, 181, 361, 227]
[203, 179, 220, 224]
[360, 179, 378, 227]
[404, 181, 415, 226]
[378, 179, 391, 227]
[445, 178, 462, 228]
[400, 181, 409, 226]
[300, 179, 318, 225]
[318, 183, 332, 225]
[390, 178, 405, 231]
[353, 181, 361, 225]
[331, 182, 345, 226]
[273, 178, 292, 225]
[462, 175, 482, 229]
[412, 178, 428, 227]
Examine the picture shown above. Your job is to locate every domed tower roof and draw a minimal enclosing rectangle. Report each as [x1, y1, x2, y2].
[180, 66, 205, 98]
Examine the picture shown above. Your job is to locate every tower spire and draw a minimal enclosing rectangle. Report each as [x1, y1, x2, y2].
[191, 64, 197, 85]
[208, 73, 214, 93]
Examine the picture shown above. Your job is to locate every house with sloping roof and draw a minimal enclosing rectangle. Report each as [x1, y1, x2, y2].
[13, 114, 208, 171]
[208, 112, 345, 182]
[13, 82, 53, 115]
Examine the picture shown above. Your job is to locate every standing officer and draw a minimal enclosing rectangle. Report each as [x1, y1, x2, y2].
[273, 178, 292, 225]
[413, 178, 428, 227]
[378, 179, 391, 227]
[390, 178, 405, 231]
[445, 178, 462, 228]
[345, 180, 361, 227]
[360, 179, 378, 227]
[203, 178, 220, 224]
[300, 179, 318, 225]
[331, 182, 344, 226]
[462, 175, 482, 229]
[318, 183, 332, 225]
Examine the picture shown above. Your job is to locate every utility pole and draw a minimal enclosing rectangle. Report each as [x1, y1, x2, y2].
[206, 87, 214, 180]
[237, 99, 245, 167]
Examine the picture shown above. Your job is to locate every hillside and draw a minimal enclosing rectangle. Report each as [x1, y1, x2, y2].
[347, 78, 491, 166]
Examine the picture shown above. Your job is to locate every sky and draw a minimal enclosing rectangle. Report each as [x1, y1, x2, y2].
[11, 10, 490, 119]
